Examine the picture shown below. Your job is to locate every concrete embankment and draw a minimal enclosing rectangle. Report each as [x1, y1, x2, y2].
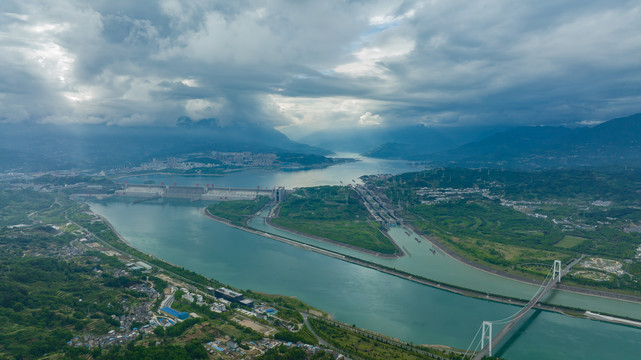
[265, 217, 403, 259]
[405, 224, 641, 306]
[203, 208, 349, 261]
[201, 208, 641, 327]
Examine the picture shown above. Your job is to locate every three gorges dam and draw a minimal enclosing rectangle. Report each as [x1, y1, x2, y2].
[114, 183, 288, 203]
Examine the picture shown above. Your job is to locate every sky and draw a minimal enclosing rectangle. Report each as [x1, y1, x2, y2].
[1, 0, 641, 139]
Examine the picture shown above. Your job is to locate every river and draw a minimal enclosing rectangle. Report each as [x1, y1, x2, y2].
[89, 155, 641, 359]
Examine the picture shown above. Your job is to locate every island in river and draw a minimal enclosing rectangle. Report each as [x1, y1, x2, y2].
[84, 157, 641, 359]
[205, 174, 641, 325]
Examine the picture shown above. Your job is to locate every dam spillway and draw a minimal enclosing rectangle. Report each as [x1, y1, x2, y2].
[115, 184, 287, 202]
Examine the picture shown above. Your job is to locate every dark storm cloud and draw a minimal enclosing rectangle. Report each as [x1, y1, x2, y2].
[0, 0, 640, 134]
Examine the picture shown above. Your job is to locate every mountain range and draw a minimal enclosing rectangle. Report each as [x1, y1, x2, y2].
[428, 113, 641, 169]
[299, 124, 506, 155]
[2, 113, 640, 172]
[303, 113, 641, 169]
[0, 118, 326, 171]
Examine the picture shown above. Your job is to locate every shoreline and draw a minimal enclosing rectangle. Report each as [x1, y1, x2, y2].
[265, 204, 403, 259]
[405, 223, 641, 306]
[78, 203, 471, 354]
[111, 158, 358, 181]
[202, 208, 641, 326]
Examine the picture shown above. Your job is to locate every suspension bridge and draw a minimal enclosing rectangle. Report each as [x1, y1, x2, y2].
[465, 256, 584, 359]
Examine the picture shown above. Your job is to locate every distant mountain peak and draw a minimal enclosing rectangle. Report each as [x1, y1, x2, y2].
[430, 112, 641, 169]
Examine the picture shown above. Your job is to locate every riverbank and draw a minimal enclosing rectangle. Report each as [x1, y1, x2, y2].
[202, 207, 641, 328]
[266, 216, 403, 259]
[268, 190, 402, 257]
[203, 208, 352, 263]
[112, 158, 358, 182]
[405, 223, 641, 306]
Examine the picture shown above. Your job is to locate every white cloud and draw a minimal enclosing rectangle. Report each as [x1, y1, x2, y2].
[180, 78, 200, 87]
[2, 12, 29, 22]
[359, 112, 382, 126]
[334, 37, 415, 78]
[185, 98, 226, 119]
[269, 94, 388, 137]
[369, 7, 416, 26]
[1, 0, 641, 129]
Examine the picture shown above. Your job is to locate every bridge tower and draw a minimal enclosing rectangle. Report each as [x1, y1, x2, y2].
[481, 321, 493, 357]
[553, 259, 562, 282]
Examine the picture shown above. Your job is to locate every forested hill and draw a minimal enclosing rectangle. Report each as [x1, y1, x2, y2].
[350, 113, 641, 169]
[428, 113, 641, 169]
[370, 167, 641, 204]
[0, 118, 327, 171]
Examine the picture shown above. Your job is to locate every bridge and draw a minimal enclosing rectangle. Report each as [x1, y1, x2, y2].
[467, 256, 584, 359]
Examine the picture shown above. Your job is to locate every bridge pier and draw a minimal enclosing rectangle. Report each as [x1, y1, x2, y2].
[481, 321, 493, 357]
[472, 258, 578, 359]
[553, 259, 562, 282]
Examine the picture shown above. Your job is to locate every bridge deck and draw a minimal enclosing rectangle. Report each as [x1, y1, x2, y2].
[472, 256, 584, 359]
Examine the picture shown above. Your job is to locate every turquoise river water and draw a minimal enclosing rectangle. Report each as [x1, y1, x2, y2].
[89, 155, 641, 359]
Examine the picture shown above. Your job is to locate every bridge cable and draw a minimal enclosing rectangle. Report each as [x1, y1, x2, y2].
[487, 266, 554, 325]
[470, 264, 558, 358]
[492, 267, 555, 328]
[469, 336, 483, 359]
[470, 264, 560, 358]
[463, 324, 483, 359]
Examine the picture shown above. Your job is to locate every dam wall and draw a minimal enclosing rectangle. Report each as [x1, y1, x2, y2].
[115, 184, 286, 202]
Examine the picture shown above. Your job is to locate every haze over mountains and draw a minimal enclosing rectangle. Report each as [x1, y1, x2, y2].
[299, 113, 641, 169]
[346, 113, 641, 169]
[428, 113, 641, 169]
[0, 118, 325, 171]
[2, 112, 640, 172]
[304, 112, 641, 169]
[299, 124, 508, 155]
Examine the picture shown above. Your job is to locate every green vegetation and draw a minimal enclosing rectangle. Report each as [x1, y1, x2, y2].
[246, 290, 313, 313]
[555, 235, 589, 249]
[0, 189, 55, 226]
[272, 186, 397, 254]
[277, 153, 345, 167]
[373, 168, 641, 204]
[0, 188, 316, 358]
[407, 199, 572, 273]
[274, 326, 318, 345]
[256, 345, 334, 360]
[160, 318, 203, 337]
[33, 174, 114, 187]
[411, 199, 564, 248]
[169, 296, 263, 342]
[370, 168, 641, 292]
[309, 318, 456, 360]
[70, 341, 209, 360]
[183, 166, 229, 175]
[207, 196, 270, 226]
[0, 237, 150, 358]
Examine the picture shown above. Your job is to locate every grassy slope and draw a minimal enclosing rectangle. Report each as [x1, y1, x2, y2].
[406, 199, 572, 276]
[377, 168, 641, 291]
[206, 196, 270, 226]
[271, 186, 397, 254]
[309, 318, 455, 360]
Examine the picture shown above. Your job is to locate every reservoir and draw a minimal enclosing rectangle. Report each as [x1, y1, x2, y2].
[93, 155, 641, 359]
